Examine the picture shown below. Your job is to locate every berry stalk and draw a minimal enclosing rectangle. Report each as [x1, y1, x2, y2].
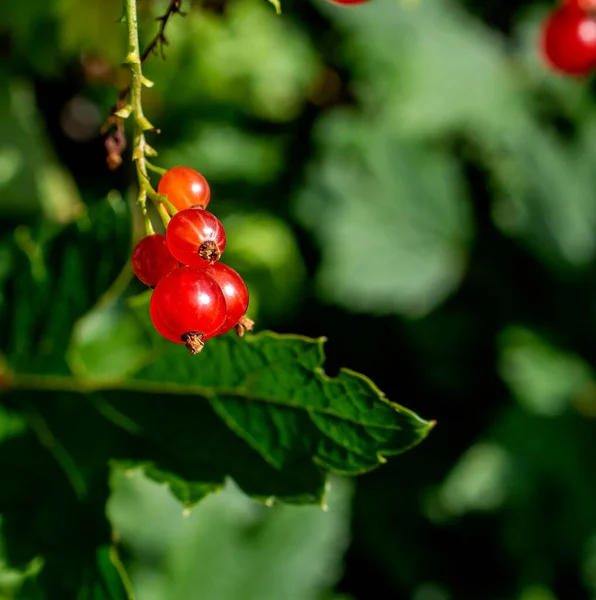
[124, 0, 174, 232]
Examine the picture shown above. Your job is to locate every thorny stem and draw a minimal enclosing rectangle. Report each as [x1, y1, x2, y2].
[141, 0, 185, 63]
[125, 0, 170, 231]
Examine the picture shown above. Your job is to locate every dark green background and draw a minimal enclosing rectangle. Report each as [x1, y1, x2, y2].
[2, 0, 596, 598]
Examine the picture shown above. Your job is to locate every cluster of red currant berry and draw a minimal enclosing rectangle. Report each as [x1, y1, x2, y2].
[131, 166, 254, 355]
[541, 0, 596, 75]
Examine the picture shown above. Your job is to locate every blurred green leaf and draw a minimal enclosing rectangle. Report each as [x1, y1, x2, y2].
[493, 406, 596, 576]
[149, 0, 320, 121]
[222, 213, 306, 324]
[0, 79, 82, 225]
[0, 196, 130, 375]
[310, 0, 596, 276]
[498, 326, 595, 416]
[0, 0, 62, 74]
[57, 0, 125, 65]
[434, 442, 512, 519]
[0, 418, 132, 599]
[296, 117, 472, 317]
[160, 126, 284, 183]
[109, 473, 352, 600]
[68, 291, 152, 382]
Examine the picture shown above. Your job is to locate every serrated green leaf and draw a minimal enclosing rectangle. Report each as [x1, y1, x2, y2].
[93, 388, 328, 507]
[138, 466, 222, 508]
[126, 332, 434, 474]
[6, 332, 433, 508]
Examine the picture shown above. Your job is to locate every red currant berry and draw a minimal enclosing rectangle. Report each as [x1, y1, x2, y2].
[158, 166, 211, 213]
[150, 266, 227, 354]
[203, 262, 253, 338]
[541, 5, 596, 75]
[565, 0, 596, 13]
[166, 208, 227, 268]
[132, 234, 179, 287]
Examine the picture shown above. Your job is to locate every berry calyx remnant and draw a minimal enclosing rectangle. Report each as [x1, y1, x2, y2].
[235, 316, 256, 337]
[166, 208, 227, 268]
[541, 3, 596, 75]
[132, 234, 180, 287]
[150, 266, 227, 354]
[158, 166, 211, 213]
[203, 262, 253, 338]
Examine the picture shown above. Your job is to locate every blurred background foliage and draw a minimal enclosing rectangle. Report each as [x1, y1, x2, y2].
[2, 0, 596, 598]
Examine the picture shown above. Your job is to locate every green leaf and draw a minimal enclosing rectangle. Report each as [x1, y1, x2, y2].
[498, 326, 595, 416]
[0, 418, 133, 599]
[151, 1, 318, 121]
[0, 197, 130, 375]
[1, 0, 62, 75]
[101, 388, 327, 508]
[57, 0, 125, 66]
[108, 473, 352, 600]
[6, 332, 433, 508]
[315, 0, 596, 274]
[106, 331, 434, 476]
[295, 122, 472, 318]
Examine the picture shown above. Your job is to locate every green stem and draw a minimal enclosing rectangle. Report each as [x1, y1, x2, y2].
[139, 189, 154, 235]
[145, 161, 167, 176]
[125, 0, 170, 229]
[25, 404, 88, 501]
[109, 544, 137, 600]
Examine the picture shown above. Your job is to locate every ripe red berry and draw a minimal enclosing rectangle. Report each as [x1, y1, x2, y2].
[166, 208, 227, 268]
[132, 234, 179, 287]
[203, 262, 253, 338]
[565, 0, 596, 12]
[150, 266, 227, 354]
[541, 5, 596, 75]
[158, 166, 211, 213]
